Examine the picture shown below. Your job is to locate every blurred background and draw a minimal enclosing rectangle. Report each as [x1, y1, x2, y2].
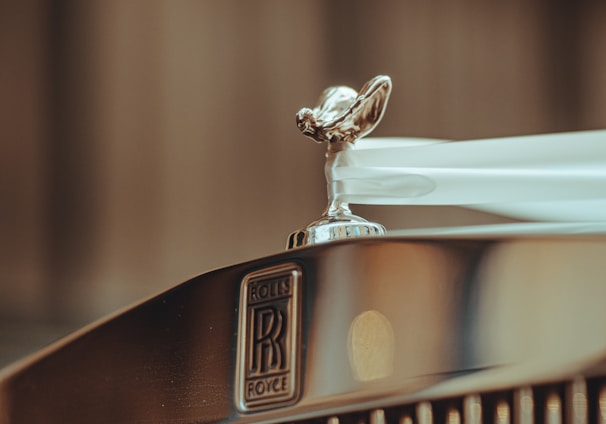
[1, 0, 605, 367]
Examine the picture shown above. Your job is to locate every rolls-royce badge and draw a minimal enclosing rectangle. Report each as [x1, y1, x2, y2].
[235, 263, 302, 412]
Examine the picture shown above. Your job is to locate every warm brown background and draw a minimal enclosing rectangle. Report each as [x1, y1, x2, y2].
[1, 0, 605, 366]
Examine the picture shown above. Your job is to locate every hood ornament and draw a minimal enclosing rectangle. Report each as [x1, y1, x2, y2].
[287, 75, 392, 249]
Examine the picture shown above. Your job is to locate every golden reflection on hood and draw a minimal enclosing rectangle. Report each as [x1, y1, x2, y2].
[347, 310, 395, 382]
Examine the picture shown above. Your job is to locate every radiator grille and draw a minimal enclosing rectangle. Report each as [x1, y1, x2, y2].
[287, 376, 606, 424]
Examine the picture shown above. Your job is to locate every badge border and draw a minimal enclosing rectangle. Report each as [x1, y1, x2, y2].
[235, 262, 302, 413]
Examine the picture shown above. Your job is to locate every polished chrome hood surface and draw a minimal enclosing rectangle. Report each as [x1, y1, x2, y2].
[2, 235, 606, 423]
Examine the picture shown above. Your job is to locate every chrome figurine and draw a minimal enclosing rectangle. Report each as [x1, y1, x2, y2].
[287, 76, 392, 249]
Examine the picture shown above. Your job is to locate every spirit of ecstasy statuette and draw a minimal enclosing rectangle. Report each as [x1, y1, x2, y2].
[287, 75, 392, 249]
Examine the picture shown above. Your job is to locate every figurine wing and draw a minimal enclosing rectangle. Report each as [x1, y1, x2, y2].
[321, 75, 392, 144]
[296, 75, 392, 145]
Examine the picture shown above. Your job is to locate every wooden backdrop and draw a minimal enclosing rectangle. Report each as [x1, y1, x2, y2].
[1, 0, 605, 366]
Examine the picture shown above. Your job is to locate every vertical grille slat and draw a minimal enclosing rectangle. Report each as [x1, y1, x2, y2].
[514, 387, 534, 424]
[417, 401, 433, 424]
[566, 378, 587, 424]
[494, 399, 511, 424]
[464, 394, 482, 424]
[545, 391, 562, 424]
[370, 409, 387, 424]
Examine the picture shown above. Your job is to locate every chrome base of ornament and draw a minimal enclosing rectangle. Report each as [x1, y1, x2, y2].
[286, 213, 385, 250]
